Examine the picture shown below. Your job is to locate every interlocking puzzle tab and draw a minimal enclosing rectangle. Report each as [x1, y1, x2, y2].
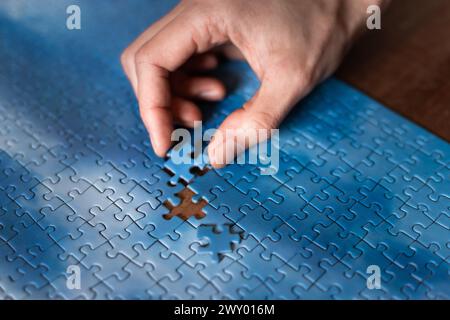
[0, 0, 449, 300]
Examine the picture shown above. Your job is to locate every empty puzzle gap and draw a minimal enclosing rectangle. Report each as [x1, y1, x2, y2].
[163, 188, 207, 221]
[162, 161, 211, 221]
[162, 167, 187, 187]
[189, 164, 210, 177]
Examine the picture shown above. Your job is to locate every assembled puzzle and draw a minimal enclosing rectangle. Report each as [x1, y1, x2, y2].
[0, 0, 448, 299]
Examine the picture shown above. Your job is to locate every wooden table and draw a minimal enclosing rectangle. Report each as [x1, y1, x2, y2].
[337, 0, 450, 141]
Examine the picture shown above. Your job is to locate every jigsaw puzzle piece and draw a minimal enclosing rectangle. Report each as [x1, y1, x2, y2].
[41, 166, 90, 203]
[327, 137, 373, 168]
[164, 142, 208, 185]
[20, 148, 68, 184]
[132, 241, 184, 282]
[276, 129, 327, 169]
[118, 152, 161, 186]
[48, 264, 103, 300]
[233, 205, 283, 242]
[334, 201, 385, 239]
[237, 282, 273, 300]
[304, 150, 353, 185]
[106, 223, 156, 260]
[261, 185, 308, 223]
[341, 240, 394, 284]
[331, 168, 377, 204]
[112, 183, 162, 222]
[78, 242, 131, 282]
[400, 149, 448, 183]
[23, 236, 75, 282]
[419, 259, 450, 299]
[236, 239, 284, 283]
[102, 261, 165, 300]
[283, 107, 342, 150]
[88, 204, 134, 240]
[404, 178, 450, 221]
[0, 255, 49, 299]
[356, 221, 417, 263]
[158, 222, 203, 263]
[189, 204, 234, 230]
[187, 169, 233, 204]
[355, 151, 398, 184]
[293, 281, 342, 300]
[215, 162, 258, 187]
[286, 239, 340, 286]
[371, 134, 417, 165]
[411, 213, 449, 260]
[280, 204, 336, 242]
[382, 263, 424, 299]
[305, 222, 362, 261]
[234, 167, 283, 205]
[386, 203, 434, 240]
[358, 184, 405, 221]
[60, 147, 112, 184]
[308, 184, 354, 221]
[426, 166, 450, 202]
[283, 167, 329, 203]
[160, 263, 209, 300]
[197, 224, 241, 262]
[134, 203, 183, 241]
[8, 262, 49, 299]
[186, 247, 236, 283]
[54, 223, 108, 264]
[7, 222, 58, 263]
[211, 261, 264, 300]
[14, 182, 65, 224]
[92, 166, 137, 203]
[67, 185, 115, 222]
[209, 187, 259, 221]
[0, 160, 40, 200]
[148, 169, 184, 207]
[265, 261, 310, 299]
[312, 260, 363, 300]
[261, 224, 307, 263]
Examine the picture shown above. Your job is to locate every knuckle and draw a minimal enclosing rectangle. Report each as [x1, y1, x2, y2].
[135, 47, 149, 65]
[250, 110, 279, 130]
[185, 7, 226, 49]
[286, 64, 314, 95]
[120, 48, 133, 67]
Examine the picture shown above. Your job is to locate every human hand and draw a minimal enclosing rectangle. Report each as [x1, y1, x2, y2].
[121, 0, 388, 167]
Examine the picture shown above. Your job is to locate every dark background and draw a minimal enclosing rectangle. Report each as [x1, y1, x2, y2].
[338, 0, 450, 141]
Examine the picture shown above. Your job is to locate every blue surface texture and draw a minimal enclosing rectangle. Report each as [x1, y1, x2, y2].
[0, 0, 449, 299]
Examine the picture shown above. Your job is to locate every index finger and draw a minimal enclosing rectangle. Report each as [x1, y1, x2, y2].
[135, 15, 222, 157]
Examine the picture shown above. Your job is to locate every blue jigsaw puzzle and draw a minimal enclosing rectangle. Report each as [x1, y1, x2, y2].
[0, 0, 449, 299]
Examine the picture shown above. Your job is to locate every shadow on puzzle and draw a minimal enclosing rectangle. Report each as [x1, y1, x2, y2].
[0, 0, 448, 299]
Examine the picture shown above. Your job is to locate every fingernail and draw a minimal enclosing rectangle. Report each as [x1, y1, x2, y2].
[199, 89, 220, 100]
[149, 134, 164, 157]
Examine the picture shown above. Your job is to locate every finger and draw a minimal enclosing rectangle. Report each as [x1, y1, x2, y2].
[182, 53, 219, 72]
[135, 14, 226, 157]
[120, 3, 185, 95]
[207, 72, 309, 168]
[172, 97, 202, 128]
[173, 76, 226, 101]
[214, 44, 245, 60]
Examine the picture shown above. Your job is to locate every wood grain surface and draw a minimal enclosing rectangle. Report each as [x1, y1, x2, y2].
[337, 0, 450, 141]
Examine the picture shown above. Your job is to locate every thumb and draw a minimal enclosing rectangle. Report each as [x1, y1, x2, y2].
[208, 73, 309, 168]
